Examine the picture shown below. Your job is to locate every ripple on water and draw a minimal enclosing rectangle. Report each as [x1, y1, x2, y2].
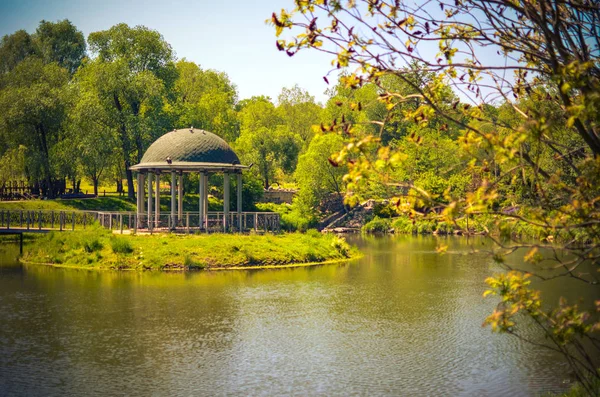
[0, 237, 594, 396]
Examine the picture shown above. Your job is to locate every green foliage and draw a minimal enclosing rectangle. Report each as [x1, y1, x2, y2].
[277, 84, 322, 149]
[183, 254, 205, 270]
[23, 230, 357, 270]
[83, 237, 103, 253]
[294, 133, 346, 215]
[373, 202, 396, 219]
[235, 96, 302, 188]
[110, 237, 133, 254]
[272, 3, 600, 385]
[171, 60, 239, 142]
[362, 216, 391, 234]
[35, 19, 86, 75]
[255, 202, 316, 232]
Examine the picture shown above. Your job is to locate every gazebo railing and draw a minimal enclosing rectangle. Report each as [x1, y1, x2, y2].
[98, 211, 280, 233]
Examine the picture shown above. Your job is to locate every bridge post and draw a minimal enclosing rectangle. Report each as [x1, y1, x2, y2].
[7, 210, 10, 229]
[26, 211, 30, 230]
[51, 211, 54, 229]
[120, 214, 123, 234]
[38, 211, 42, 230]
[59, 212, 63, 231]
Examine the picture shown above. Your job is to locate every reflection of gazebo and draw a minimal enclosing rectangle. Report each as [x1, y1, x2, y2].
[130, 127, 250, 232]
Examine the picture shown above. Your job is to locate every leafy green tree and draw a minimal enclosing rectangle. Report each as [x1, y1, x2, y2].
[67, 85, 120, 195]
[83, 23, 176, 198]
[277, 85, 322, 149]
[35, 19, 86, 75]
[0, 145, 27, 185]
[0, 58, 70, 197]
[295, 133, 346, 215]
[0, 30, 37, 74]
[235, 97, 301, 188]
[273, 0, 600, 390]
[171, 60, 239, 141]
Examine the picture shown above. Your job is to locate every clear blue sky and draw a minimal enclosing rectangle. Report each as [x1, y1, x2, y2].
[0, 0, 333, 103]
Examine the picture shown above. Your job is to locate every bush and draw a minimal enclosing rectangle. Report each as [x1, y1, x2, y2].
[83, 238, 103, 253]
[183, 255, 205, 270]
[331, 236, 351, 256]
[391, 217, 414, 234]
[110, 237, 133, 254]
[256, 202, 316, 232]
[362, 216, 391, 233]
[434, 221, 455, 234]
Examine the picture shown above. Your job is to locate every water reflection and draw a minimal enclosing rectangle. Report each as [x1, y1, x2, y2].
[0, 236, 597, 396]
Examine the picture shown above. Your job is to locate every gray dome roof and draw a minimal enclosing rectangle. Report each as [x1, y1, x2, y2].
[140, 128, 240, 165]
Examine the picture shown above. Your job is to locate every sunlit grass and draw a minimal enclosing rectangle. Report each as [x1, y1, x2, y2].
[21, 225, 358, 270]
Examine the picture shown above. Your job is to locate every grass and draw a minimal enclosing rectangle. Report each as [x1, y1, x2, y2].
[21, 225, 358, 270]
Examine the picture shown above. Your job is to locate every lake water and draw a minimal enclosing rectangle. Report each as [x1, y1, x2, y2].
[0, 235, 597, 396]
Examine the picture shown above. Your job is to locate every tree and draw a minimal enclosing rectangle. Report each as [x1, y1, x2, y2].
[35, 19, 86, 75]
[295, 133, 346, 215]
[0, 30, 37, 74]
[277, 85, 323, 149]
[171, 60, 239, 141]
[84, 23, 176, 198]
[0, 58, 70, 197]
[272, 1, 600, 391]
[235, 97, 302, 188]
[67, 85, 119, 195]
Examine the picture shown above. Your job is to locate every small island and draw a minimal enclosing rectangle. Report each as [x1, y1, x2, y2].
[21, 226, 356, 270]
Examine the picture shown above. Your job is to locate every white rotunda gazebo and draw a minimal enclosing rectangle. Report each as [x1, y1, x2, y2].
[130, 127, 277, 232]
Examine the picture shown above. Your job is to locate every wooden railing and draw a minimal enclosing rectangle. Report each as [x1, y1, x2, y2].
[0, 209, 280, 234]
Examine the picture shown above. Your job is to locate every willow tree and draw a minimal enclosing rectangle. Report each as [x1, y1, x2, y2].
[272, 0, 600, 391]
[84, 24, 176, 198]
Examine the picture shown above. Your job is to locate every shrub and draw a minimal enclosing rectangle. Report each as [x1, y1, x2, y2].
[183, 255, 205, 270]
[435, 221, 454, 234]
[83, 238, 103, 253]
[391, 217, 414, 234]
[331, 236, 351, 257]
[110, 237, 133, 254]
[362, 216, 391, 233]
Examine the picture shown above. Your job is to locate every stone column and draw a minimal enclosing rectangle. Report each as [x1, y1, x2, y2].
[223, 173, 230, 232]
[171, 171, 176, 229]
[147, 173, 153, 229]
[178, 172, 183, 224]
[155, 172, 160, 227]
[137, 173, 145, 215]
[203, 173, 208, 228]
[237, 173, 242, 232]
[199, 171, 205, 230]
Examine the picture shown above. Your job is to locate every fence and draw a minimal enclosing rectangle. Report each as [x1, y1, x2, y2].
[0, 209, 280, 234]
[97, 211, 280, 233]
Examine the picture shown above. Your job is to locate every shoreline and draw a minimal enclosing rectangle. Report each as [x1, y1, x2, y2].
[19, 255, 362, 272]
[18, 228, 360, 272]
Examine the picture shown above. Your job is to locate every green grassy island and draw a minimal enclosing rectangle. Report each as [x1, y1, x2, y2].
[20, 226, 358, 271]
